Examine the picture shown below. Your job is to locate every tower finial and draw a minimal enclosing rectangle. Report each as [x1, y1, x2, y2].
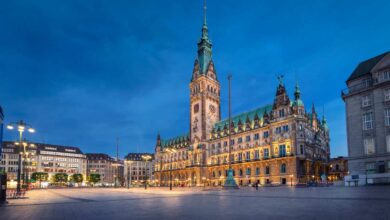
[203, 0, 207, 26]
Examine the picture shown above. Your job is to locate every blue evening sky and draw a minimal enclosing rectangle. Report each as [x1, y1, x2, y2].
[1, 0, 389, 158]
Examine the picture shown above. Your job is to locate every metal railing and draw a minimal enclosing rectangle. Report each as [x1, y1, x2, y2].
[342, 79, 373, 96]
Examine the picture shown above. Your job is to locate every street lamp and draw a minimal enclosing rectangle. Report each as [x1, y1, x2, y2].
[141, 154, 152, 190]
[7, 120, 35, 194]
[290, 174, 293, 187]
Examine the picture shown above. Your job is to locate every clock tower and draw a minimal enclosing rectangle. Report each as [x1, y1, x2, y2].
[189, 1, 220, 143]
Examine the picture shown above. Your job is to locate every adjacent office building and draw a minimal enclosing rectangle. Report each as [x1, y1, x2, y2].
[342, 51, 390, 185]
[124, 153, 154, 186]
[86, 153, 124, 186]
[0, 141, 87, 182]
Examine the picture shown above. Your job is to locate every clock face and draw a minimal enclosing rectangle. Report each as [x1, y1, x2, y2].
[209, 104, 216, 113]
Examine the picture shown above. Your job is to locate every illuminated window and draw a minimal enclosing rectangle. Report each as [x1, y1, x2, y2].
[279, 145, 286, 157]
[264, 149, 269, 159]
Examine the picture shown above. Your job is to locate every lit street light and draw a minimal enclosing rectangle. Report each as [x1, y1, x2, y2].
[7, 120, 35, 194]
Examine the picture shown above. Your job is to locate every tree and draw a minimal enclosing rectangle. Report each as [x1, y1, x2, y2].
[70, 174, 83, 185]
[31, 172, 49, 188]
[88, 174, 101, 186]
[52, 173, 69, 185]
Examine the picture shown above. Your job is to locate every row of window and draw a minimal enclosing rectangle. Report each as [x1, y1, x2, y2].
[361, 89, 390, 107]
[211, 145, 288, 164]
[212, 164, 288, 178]
[363, 135, 390, 155]
[362, 109, 390, 130]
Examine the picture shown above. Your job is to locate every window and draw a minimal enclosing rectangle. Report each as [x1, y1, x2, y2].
[194, 104, 199, 113]
[238, 137, 243, 143]
[246, 152, 250, 160]
[279, 109, 285, 117]
[385, 109, 390, 126]
[299, 124, 303, 131]
[385, 88, 390, 101]
[362, 112, 373, 130]
[364, 138, 375, 155]
[230, 139, 235, 146]
[239, 169, 243, 176]
[280, 164, 286, 173]
[361, 95, 371, 107]
[263, 131, 269, 138]
[255, 167, 260, 175]
[386, 135, 390, 153]
[279, 145, 286, 157]
[366, 163, 377, 174]
[223, 141, 228, 147]
[275, 127, 282, 134]
[254, 150, 259, 159]
[254, 133, 259, 140]
[245, 135, 251, 142]
[246, 168, 251, 175]
[264, 149, 269, 159]
[265, 166, 270, 175]
[383, 70, 390, 81]
[282, 125, 289, 132]
[300, 145, 304, 155]
[238, 153, 242, 161]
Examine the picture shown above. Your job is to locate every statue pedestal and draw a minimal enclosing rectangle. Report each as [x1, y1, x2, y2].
[223, 169, 239, 189]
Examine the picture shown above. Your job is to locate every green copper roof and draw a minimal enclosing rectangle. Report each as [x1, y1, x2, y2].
[213, 104, 273, 131]
[292, 99, 304, 107]
[197, 0, 212, 75]
[161, 133, 190, 149]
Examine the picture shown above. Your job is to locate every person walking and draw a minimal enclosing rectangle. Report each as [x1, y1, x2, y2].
[255, 182, 259, 190]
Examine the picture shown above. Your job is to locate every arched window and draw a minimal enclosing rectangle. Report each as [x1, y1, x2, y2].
[280, 164, 286, 173]
[239, 169, 243, 176]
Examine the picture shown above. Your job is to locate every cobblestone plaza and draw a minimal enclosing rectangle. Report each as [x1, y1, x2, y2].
[1, 187, 389, 220]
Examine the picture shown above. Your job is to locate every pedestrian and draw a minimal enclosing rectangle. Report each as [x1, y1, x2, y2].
[255, 182, 259, 190]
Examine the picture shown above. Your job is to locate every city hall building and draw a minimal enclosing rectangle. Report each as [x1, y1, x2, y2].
[154, 4, 330, 187]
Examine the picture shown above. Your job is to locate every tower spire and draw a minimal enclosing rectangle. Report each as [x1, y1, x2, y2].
[203, 0, 207, 26]
[294, 80, 301, 100]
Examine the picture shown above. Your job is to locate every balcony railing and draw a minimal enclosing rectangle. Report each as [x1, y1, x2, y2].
[342, 79, 373, 96]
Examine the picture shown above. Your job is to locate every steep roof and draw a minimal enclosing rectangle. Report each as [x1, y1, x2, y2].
[213, 104, 273, 131]
[86, 153, 114, 161]
[125, 153, 154, 161]
[161, 133, 190, 149]
[347, 51, 390, 82]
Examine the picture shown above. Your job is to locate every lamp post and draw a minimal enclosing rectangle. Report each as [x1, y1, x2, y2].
[223, 74, 238, 189]
[7, 120, 35, 194]
[141, 154, 152, 190]
[290, 174, 293, 187]
[202, 177, 206, 188]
